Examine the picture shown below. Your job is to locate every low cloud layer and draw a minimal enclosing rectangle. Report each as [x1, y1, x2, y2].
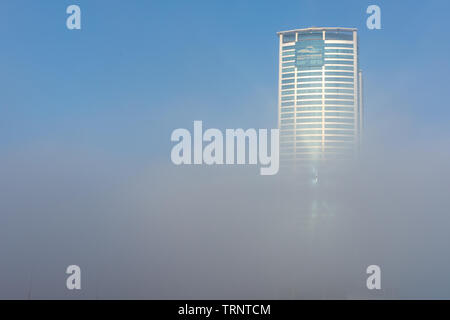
[0, 133, 449, 299]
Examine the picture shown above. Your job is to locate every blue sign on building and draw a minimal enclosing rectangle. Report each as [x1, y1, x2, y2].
[295, 39, 325, 68]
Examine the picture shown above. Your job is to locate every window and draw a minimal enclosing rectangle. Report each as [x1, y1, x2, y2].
[283, 33, 296, 43]
[325, 32, 353, 41]
[282, 45, 295, 50]
[296, 135, 322, 140]
[298, 31, 323, 40]
[281, 112, 294, 118]
[325, 89, 354, 94]
[325, 112, 354, 117]
[296, 142, 322, 147]
[325, 77, 354, 82]
[325, 123, 354, 129]
[325, 71, 353, 76]
[295, 154, 318, 159]
[280, 142, 293, 148]
[297, 89, 322, 94]
[325, 83, 354, 88]
[325, 43, 354, 48]
[296, 112, 322, 117]
[324, 54, 354, 60]
[282, 73, 295, 78]
[325, 130, 354, 135]
[296, 118, 322, 123]
[298, 72, 322, 77]
[325, 65, 354, 71]
[324, 60, 354, 65]
[325, 106, 354, 111]
[282, 62, 295, 67]
[296, 129, 322, 135]
[296, 106, 322, 111]
[282, 50, 295, 56]
[296, 148, 322, 153]
[325, 141, 354, 146]
[282, 67, 295, 73]
[298, 83, 322, 88]
[280, 130, 295, 136]
[325, 118, 354, 123]
[297, 100, 322, 105]
[298, 95, 322, 100]
[325, 100, 354, 105]
[297, 123, 322, 129]
[298, 77, 322, 82]
[325, 94, 354, 100]
[325, 49, 353, 54]
[297, 66, 322, 71]
[281, 136, 295, 143]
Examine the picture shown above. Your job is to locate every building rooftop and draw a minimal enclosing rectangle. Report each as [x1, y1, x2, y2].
[277, 27, 357, 36]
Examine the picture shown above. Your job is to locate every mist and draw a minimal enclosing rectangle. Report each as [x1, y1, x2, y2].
[1, 125, 450, 300]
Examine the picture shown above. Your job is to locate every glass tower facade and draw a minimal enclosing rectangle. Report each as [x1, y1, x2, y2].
[277, 27, 363, 165]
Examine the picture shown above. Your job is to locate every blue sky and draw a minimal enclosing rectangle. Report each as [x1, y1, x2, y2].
[1, 1, 450, 300]
[1, 0, 449, 162]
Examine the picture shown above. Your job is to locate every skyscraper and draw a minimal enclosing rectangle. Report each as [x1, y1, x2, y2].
[277, 27, 363, 165]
